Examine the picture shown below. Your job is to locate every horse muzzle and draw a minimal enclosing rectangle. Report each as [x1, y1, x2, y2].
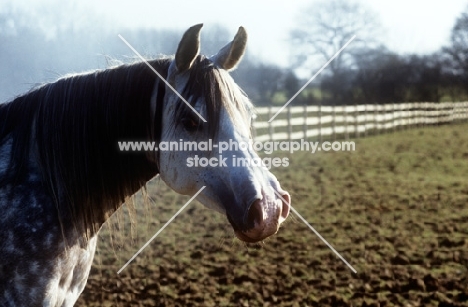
[229, 191, 291, 243]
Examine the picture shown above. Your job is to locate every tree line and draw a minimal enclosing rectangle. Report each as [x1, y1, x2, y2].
[288, 0, 468, 106]
[1, 1, 467, 106]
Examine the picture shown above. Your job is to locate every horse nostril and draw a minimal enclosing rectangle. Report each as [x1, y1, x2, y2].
[247, 200, 263, 227]
[280, 193, 291, 220]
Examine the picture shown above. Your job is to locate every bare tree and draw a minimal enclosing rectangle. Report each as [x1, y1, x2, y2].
[444, 5, 468, 91]
[290, 0, 383, 75]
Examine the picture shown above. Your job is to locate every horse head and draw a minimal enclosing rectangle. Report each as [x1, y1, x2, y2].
[157, 24, 291, 243]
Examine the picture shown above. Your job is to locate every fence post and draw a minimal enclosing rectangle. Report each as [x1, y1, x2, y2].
[303, 104, 307, 139]
[355, 103, 359, 139]
[319, 101, 322, 143]
[424, 102, 428, 127]
[268, 106, 274, 141]
[454, 102, 457, 123]
[287, 106, 292, 142]
[364, 103, 368, 137]
[374, 101, 378, 135]
[463, 101, 468, 122]
[344, 104, 349, 140]
[450, 101, 454, 124]
[332, 105, 336, 140]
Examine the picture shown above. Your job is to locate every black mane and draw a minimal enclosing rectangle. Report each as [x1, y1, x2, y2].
[0, 59, 170, 234]
[0, 55, 244, 236]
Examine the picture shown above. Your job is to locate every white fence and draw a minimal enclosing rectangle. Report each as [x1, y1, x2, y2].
[253, 102, 468, 142]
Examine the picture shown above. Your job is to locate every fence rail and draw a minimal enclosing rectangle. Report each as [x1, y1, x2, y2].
[252, 102, 468, 142]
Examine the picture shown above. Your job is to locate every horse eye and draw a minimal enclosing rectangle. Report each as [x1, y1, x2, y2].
[181, 117, 199, 132]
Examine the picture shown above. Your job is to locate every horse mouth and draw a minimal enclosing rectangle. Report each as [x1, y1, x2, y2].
[227, 193, 290, 243]
[233, 229, 276, 243]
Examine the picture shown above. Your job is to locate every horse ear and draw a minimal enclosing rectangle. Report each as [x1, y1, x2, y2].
[212, 26, 247, 71]
[175, 23, 203, 72]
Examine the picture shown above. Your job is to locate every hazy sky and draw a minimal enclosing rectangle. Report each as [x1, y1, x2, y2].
[3, 0, 468, 67]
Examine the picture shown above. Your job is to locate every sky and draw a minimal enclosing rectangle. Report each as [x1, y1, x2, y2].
[3, 0, 468, 68]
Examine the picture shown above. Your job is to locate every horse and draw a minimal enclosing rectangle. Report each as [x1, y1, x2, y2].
[0, 24, 291, 306]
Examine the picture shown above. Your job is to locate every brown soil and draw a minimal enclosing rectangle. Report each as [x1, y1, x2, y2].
[77, 124, 468, 306]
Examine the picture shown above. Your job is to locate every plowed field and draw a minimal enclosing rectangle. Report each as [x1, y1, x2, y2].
[77, 123, 468, 306]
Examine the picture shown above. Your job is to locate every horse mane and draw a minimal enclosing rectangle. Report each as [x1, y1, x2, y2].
[0, 59, 169, 236]
[0, 55, 251, 239]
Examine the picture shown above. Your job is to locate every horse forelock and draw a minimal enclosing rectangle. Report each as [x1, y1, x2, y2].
[173, 55, 252, 140]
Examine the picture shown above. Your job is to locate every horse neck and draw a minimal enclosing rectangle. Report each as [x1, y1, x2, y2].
[4, 59, 170, 235]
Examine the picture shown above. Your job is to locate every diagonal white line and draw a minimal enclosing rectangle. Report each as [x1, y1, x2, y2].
[268, 35, 356, 123]
[117, 186, 206, 274]
[118, 34, 207, 123]
[271, 189, 357, 273]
